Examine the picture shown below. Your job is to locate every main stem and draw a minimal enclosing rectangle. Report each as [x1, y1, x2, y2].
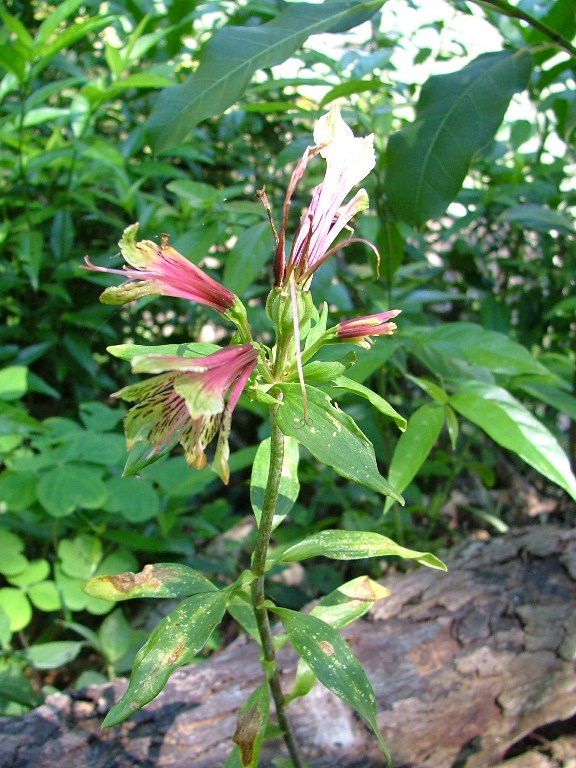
[251, 400, 305, 768]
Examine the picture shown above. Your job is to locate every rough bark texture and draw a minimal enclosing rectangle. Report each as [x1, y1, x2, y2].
[1, 525, 575, 768]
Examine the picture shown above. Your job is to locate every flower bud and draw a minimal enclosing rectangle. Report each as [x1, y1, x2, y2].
[266, 287, 313, 334]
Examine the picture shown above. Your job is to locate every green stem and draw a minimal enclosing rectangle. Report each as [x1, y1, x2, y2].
[472, 0, 576, 59]
[251, 400, 305, 768]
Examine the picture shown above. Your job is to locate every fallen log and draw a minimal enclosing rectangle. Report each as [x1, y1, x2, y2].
[1, 525, 574, 768]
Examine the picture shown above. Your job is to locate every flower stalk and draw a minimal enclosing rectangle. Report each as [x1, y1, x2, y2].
[250, 398, 306, 768]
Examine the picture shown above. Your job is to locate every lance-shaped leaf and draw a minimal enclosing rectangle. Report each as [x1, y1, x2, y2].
[270, 529, 446, 571]
[146, 0, 385, 151]
[232, 682, 270, 768]
[270, 607, 390, 761]
[286, 576, 389, 703]
[383, 401, 445, 513]
[330, 375, 407, 430]
[385, 49, 532, 226]
[449, 380, 576, 501]
[250, 436, 299, 530]
[83, 563, 217, 602]
[103, 590, 228, 726]
[276, 383, 403, 502]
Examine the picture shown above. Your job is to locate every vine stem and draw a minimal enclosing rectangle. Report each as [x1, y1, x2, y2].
[251, 399, 306, 768]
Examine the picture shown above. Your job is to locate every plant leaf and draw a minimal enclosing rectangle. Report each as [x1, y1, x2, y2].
[83, 563, 217, 601]
[385, 49, 532, 225]
[223, 222, 274, 295]
[232, 682, 270, 768]
[271, 529, 446, 570]
[383, 401, 445, 513]
[449, 380, 576, 501]
[146, 0, 385, 151]
[499, 203, 574, 233]
[103, 590, 228, 726]
[286, 575, 389, 702]
[276, 383, 403, 502]
[270, 607, 390, 761]
[331, 375, 407, 430]
[250, 436, 299, 530]
[107, 341, 219, 362]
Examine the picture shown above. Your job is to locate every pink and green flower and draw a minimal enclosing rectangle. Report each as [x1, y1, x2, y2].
[84, 223, 237, 314]
[336, 310, 400, 349]
[113, 343, 258, 483]
[272, 107, 378, 287]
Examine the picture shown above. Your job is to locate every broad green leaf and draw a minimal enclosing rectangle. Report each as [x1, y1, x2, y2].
[499, 203, 574, 233]
[146, 0, 385, 151]
[383, 402, 445, 513]
[103, 590, 228, 726]
[0, 589, 31, 632]
[0, 531, 27, 577]
[0, 44, 27, 80]
[28, 581, 61, 612]
[98, 609, 132, 664]
[22, 641, 83, 670]
[516, 380, 576, 421]
[105, 476, 160, 522]
[7, 559, 49, 588]
[79, 401, 124, 432]
[0, 366, 28, 401]
[37, 466, 107, 517]
[55, 564, 113, 616]
[385, 49, 532, 225]
[271, 529, 446, 570]
[276, 383, 403, 502]
[223, 222, 273, 295]
[287, 576, 389, 702]
[250, 436, 299, 530]
[83, 563, 217, 602]
[232, 682, 270, 768]
[58, 535, 103, 580]
[107, 341, 219, 362]
[0, 663, 40, 708]
[410, 323, 550, 379]
[270, 607, 390, 761]
[450, 381, 576, 501]
[331, 375, 407, 430]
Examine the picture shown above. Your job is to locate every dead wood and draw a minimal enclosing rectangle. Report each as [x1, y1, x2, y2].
[1, 525, 575, 768]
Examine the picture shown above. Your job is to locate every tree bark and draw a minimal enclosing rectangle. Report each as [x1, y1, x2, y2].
[1, 525, 574, 768]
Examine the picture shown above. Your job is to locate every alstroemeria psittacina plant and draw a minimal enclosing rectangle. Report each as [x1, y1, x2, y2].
[272, 106, 378, 288]
[113, 344, 258, 484]
[84, 107, 428, 768]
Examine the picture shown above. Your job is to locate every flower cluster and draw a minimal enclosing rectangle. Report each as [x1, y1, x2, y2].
[87, 107, 399, 482]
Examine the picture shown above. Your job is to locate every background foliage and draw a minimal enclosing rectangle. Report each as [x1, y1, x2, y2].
[0, 0, 574, 715]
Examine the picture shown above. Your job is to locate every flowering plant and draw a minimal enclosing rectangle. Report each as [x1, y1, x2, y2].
[83, 107, 445, 767]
